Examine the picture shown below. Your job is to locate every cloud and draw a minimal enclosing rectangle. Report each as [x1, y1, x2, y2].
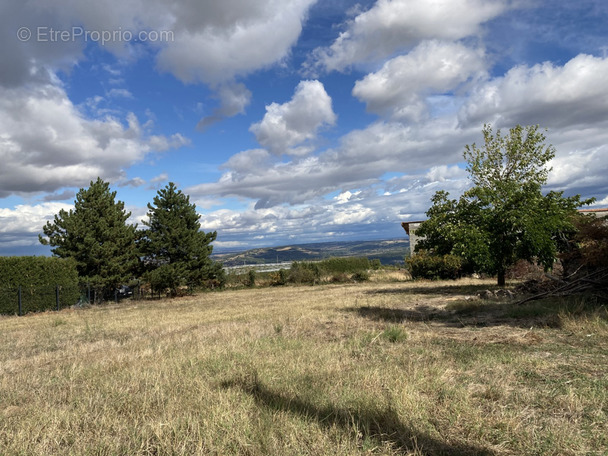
[547, 146, 608, 198]
[107, 88, 134, 99]
[1, 0, 316, 126]
[156, 0, 317, 85]
[197, 173, 472, 248]
[307, 0, 509, 73]
[196, 82, 252, 131]
[353, 40, 487, 122]
[459, 54, 608, 129]
[43, 190, 76, 202]
[188, 115, 479, 208]
[0, 203, 72, 247]
[222, 149, 273, 174]
[190, 71, 608, 211]
[458, 53, 608, 200]
[151, 173, 169, 184]
[118, 177, 146, 188]
[0, 83, 188, 197]
[250, 80, 336, 156]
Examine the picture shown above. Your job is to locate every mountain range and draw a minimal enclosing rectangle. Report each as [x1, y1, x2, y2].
[212, 239, 410, 267]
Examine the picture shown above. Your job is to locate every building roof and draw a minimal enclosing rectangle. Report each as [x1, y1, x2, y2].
[401, 221, 425, 235]
[578, 208, 608, 213]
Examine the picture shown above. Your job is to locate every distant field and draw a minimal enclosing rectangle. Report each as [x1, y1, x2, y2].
[1, 277, 606, 455]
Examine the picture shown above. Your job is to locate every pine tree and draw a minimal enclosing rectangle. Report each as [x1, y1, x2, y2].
[39, 178, 138, 297]
[139, 182, 223, 295]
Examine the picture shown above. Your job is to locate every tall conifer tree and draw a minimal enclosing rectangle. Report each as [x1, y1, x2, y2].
[139, 182, 223, 294]
[40, 178, 138, 296]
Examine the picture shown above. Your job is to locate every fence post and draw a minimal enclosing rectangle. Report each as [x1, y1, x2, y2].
[18, 286, 22, 316]
[87, 283, 91, 304]
[56, 284, 60, 311]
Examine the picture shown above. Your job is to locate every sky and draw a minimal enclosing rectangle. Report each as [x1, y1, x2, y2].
[1, 0, 608, 255]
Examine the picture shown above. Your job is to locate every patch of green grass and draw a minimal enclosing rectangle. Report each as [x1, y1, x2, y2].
[381, 325, 408, 343]
[445, 299, 486, 314]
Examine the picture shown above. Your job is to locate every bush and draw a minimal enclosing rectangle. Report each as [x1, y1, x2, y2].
[288, 262, 320, 285]
[330, 273, 351, 283]
[351, 271, 370, 282]
[0, 257, 80, 315]
[247, 269, 257, 288]
[270, 269, 288, 286]
[406, 251, 463, 280]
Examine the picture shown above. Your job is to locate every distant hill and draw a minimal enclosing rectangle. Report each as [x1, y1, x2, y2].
[212, 239, 410, 267]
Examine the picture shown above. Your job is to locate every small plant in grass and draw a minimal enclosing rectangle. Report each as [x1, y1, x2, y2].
[381, 325, 407, 343]
[51, 318, 67, 327]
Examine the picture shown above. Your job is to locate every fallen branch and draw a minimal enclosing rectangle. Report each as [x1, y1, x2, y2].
[515, 267, 608, 305]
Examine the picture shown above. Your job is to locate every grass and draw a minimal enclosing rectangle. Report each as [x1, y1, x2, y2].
[0, 279, 606, 455]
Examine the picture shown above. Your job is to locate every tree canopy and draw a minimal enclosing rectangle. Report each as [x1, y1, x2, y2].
[39, 178, 138, 295]
[138, 182, 224, 294]
[416, 125, 591, 286]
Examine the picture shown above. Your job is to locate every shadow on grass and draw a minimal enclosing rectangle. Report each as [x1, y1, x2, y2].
[348, 305, 455, 323]
[221, 374, 494, 456]
[365, 284, 500, 297]
[347, 296, 608, 330]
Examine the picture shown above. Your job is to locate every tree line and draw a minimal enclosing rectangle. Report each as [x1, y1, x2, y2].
[40, 179, 224, 299]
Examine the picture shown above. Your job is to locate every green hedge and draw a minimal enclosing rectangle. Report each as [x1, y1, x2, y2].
[0, 257, 80, 315]
[318, 257, 371, 274]
[406, 251, 463, 280]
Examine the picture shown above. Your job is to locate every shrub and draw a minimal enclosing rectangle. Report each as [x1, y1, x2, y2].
[351, 271, 370, 282]
[247, 269, 257, 288]
[406, 251, 463, 280]
[330, 273, 351, 283]
[288, 262, 320, 285]
[270, 269, 288, 286]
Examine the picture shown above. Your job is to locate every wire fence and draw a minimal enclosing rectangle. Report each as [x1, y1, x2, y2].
[0, 283, 146, 316]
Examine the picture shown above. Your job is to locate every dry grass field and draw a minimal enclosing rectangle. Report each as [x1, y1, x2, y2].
[1, 276, 607, 455]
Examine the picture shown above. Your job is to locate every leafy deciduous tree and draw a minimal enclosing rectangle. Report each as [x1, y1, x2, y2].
[417, 125, 591, 286]
[39, 178, 138, 296]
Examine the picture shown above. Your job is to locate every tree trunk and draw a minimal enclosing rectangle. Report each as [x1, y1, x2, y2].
[497, 269, 506, 287]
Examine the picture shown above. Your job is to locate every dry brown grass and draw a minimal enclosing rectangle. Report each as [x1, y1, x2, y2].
[0, 279, 606, 455]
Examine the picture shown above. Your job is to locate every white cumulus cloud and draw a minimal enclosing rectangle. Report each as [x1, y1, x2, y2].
[353, 40, 487, 122]
[0, 83, 188, 197]
[250, 80, 337, 156]
[308, 0, 509, 73]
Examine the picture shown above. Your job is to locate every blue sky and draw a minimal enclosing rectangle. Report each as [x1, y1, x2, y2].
[1, 0, 608, 255]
